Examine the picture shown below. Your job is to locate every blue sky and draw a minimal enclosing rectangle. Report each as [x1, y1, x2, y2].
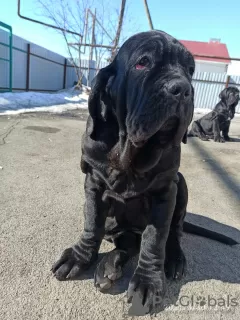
[1, 0, 240, 58]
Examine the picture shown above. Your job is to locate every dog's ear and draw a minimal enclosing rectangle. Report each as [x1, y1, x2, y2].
[87, 63, 116, 139]
[219, 88, 228, 100]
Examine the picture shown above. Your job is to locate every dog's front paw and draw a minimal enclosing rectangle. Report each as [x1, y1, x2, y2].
[127, 270, 165, 315]
[94, 250, 126, 291]
[51, 246, 97, 280]
[214, 136, 225, 143]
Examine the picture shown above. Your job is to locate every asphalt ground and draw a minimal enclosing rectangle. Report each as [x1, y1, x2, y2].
[0, 111, 239, 320]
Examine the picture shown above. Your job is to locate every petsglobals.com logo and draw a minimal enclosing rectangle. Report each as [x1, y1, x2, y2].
[161, 294, 239, 313]
[172, 294, 239, 309]
[121, 294, 239, 318]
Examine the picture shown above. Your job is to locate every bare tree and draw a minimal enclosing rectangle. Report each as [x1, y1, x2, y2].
[35, 0, 139, 87]
[36, 0, 90, 87]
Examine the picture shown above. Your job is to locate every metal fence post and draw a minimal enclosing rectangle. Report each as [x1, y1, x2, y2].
[63, 58, 67, 89]
[26, 43, 30, 91]
[9, 25, 12, 92]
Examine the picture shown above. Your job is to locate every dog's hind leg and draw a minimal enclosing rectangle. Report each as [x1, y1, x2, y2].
[94, 232, 140, 290]
[165, 172, 187, 280]
[191, 121, 209, 141]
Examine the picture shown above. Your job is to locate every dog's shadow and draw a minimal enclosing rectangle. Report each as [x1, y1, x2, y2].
[188, 136, 240, 143]
[71, 212, 240, 310]
[229, 137, 240, 142]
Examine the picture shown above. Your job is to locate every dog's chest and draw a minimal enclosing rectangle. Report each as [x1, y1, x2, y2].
[105, 146, 180, 199]
[107, 168, 149, 198]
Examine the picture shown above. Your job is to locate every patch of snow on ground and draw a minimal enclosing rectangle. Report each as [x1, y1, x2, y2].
[194, 108, 213, 114]
[0, 87, 89, 115]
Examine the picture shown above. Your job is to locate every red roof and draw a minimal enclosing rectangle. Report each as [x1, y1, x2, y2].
[180, 39, 230, 63]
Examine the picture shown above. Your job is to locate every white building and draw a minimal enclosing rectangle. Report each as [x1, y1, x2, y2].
[180, 38, 230, 74]
[227, 61, 240, 76]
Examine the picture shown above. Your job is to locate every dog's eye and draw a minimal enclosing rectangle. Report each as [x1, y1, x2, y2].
[136, 57, 150, 70]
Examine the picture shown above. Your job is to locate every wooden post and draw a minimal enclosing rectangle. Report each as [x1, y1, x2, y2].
[143, 0, 154, 30]
[63, 58, 67, 89]
[88, 9, 96, 86]
[225, 75, 230, 88]
[26, 43, 30, 91]
[111, 0, 127, 60]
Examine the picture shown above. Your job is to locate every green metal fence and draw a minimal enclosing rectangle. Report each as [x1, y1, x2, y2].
[0, 21, 12, 92]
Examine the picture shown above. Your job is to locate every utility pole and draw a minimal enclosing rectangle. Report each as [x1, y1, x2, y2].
[143, 0, 154, 30]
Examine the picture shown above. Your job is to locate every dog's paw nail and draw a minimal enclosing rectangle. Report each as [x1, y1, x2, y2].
[127, 296, 133, 304]
[175, 272, 181, 280]
[97, 278, 112, 290]
[108, 270, 122, 280]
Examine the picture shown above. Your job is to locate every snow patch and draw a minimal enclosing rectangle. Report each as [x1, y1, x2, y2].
[0, 87, 88, 115]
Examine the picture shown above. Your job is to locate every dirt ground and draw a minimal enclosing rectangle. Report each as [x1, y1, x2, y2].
[0, 111, 239, 320]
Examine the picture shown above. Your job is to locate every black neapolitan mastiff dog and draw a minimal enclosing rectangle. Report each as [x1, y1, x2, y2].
[188, 86, 239, 142]
[52, 31, 238, 315]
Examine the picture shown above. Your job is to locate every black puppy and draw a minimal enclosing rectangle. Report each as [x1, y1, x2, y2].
[188, 86, 239, 142]
[52, 31, 238, 315]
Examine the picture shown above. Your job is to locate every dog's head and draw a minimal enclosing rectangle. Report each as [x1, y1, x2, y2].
[88, 31, 195, 168]
[219, 87, 239, 119]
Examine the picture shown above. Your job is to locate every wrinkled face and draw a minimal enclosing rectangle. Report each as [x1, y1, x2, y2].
[220, 87, 239, 120]
[227, 88, 239, 106]
[109, 31, 195, 147]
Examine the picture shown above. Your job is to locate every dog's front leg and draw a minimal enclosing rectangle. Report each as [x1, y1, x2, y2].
[222, 121, 231, 141]
[213, 118, 225, 142]
[127, 181, 177, 315]
[52, 173, 107, 280]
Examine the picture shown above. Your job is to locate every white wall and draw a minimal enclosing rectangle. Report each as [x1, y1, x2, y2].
[195, 60, 228, 73]
[227, 61, 240, 75]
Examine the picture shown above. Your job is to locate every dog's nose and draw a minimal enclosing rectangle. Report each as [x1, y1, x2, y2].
[166, 79, 191, 100]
